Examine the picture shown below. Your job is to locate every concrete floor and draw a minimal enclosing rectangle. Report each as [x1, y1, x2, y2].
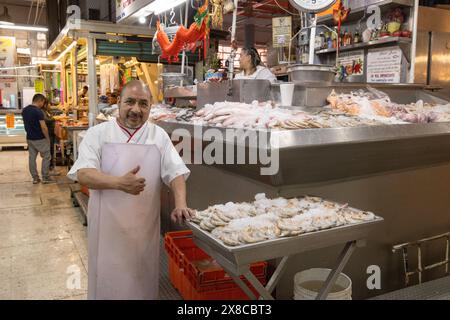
[0, 150, 88, 300]
[0, 149, 182, 300]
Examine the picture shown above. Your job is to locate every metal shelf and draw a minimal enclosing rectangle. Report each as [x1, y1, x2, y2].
[317, 0, 414, 25]
[316, 36, 412, 54]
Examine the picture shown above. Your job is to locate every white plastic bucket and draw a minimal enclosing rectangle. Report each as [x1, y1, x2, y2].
[293, 268, 352, 300]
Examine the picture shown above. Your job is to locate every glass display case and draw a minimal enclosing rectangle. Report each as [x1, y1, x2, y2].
[0, 113, 27, 149]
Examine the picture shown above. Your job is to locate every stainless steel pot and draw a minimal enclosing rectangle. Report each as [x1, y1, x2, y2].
[287, 64, 337, 84]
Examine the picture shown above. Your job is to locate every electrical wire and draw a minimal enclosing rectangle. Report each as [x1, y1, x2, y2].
[33, 0, 40, 25]
[273, 0, 300, 16]
[27, 0, 34, 25]
[37, 0, 45, 25]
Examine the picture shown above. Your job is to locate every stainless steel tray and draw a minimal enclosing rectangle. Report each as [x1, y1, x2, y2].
[186, 216, 384, 267]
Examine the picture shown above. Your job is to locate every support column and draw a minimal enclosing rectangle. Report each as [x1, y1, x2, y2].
[87, 36, 98, 127]
[244, 21, 255, 48]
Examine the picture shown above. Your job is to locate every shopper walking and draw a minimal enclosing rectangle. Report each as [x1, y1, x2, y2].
[22, 94, 55, 184]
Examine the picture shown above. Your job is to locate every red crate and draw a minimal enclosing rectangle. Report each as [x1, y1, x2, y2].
[164, 230, 267, 300]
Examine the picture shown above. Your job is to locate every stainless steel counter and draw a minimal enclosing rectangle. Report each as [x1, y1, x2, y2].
[159, 83, 450, 299]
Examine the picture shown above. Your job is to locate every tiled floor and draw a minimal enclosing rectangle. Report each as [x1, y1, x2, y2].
[0, 150, 88, 300]
[0, 149, 181, 300]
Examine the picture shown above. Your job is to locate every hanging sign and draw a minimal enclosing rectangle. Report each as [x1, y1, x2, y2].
[34, 79, 44, 93]
[116, 0, 152, 23]
[367, 46, 402, 83]
[272, 16, 292, 48]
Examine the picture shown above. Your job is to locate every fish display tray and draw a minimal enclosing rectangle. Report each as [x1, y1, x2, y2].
[186, 216, 383, 267]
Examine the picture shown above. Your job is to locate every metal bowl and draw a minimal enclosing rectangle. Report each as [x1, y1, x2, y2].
[161, 72, 188, 91]
[287, 64, 336, 84]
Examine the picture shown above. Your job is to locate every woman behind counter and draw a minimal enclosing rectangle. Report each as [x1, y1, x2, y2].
[235, 47, 277, 83]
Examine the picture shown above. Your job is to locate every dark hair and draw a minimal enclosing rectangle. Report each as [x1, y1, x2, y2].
[83, 85, 88, 90]
[241, 47, 262, 69]
[32, 93, 46, 103]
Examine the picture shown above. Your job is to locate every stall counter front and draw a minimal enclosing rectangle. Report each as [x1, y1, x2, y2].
[157, 83, 450, 299]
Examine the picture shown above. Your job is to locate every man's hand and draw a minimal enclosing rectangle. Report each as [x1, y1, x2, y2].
[171, 207, 196, 224]
[118, 165, 146, 195]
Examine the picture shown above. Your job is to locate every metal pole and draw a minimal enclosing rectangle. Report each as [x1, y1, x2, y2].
[308, 14, 317, 65]
[180, 0, 189, 85]
[87, 36, 98, 127]
[409, 0, 419, 83]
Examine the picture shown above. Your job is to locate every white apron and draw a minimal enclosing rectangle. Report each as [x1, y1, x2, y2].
[87, 143, 162, 300]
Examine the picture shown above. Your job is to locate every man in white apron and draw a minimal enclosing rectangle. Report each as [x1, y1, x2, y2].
[67, 80, 194, 300]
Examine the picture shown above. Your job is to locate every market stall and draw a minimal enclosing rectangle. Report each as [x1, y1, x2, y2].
[65, 0, 450, 300]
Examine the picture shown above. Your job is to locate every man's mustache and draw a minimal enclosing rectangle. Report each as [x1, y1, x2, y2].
[127, 111, 142, 118]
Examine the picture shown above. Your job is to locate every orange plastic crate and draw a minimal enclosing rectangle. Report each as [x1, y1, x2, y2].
[80, 184, 89, 196]
[164, 230, 267, 300]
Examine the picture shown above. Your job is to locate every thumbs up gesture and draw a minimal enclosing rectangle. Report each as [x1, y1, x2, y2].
[118, 165, 146, 195]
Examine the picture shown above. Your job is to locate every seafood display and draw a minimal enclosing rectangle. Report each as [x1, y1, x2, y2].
[181, 101, 399, 129]
[96, 89, 450, 130]
[327, 89, 450, 123]
[190, 193, 378, 247]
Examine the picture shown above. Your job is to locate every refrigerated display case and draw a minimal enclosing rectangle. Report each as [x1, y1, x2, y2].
[0, 113, 27, 150]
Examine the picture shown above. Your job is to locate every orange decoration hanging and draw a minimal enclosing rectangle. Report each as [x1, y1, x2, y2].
[156, 0, 210, 62]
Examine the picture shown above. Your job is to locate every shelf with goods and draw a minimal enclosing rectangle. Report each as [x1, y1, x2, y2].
[315, 36, 412, 54]
[316, 0, 414, 26]
[309, 0, 417, 83]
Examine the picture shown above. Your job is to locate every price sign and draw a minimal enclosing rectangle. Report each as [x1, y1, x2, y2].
[272, 17, 292, 48]
[367, 46, 402, 83]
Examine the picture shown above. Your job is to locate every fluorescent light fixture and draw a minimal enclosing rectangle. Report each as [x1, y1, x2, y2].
[0, 24, 48, 32]
[138, 0, 186, 16]
[55, 41, 77, 61]
[0, 21, 14, 26]
[139, 16, 146, 24]
[32, 59, 62, 65]
[0, 65, 37, 70]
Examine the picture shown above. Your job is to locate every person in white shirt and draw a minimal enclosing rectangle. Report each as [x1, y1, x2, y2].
[235, 47, 277, 83]
[67, 80, 194, 300]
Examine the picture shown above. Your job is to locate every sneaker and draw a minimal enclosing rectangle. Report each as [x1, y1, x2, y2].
[32, 178, 41, 184]
[42, 178, 57, 184]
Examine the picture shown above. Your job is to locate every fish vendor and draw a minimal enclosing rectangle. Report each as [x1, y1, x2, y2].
[68, 80, 195, 300]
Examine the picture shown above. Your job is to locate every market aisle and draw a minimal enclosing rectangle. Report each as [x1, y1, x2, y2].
[0, 150, 182, 300]
[0, 150, 88, 300]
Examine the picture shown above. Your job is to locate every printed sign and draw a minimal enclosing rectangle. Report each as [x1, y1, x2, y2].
[116, 0, 152, 22]
[337, 50, 364, 76]
[272, 16, 292, 48]
[367, 46, 402, 83]
[34, 79, 44, 93]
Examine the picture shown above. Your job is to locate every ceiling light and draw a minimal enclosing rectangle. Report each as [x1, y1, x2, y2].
[139, 16, 146, 24]
[139, 0, 186, 16]
[32, 59, 62, 65]
[0, 24, 48, 32]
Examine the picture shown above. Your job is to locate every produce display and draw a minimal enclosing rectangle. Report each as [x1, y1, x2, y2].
[190, 193, 378, 247]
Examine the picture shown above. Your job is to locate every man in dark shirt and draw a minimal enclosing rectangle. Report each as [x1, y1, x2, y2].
[22, 94, 55, 184]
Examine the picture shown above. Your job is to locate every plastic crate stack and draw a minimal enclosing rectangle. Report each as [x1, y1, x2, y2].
[164, 230, 268, 300]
